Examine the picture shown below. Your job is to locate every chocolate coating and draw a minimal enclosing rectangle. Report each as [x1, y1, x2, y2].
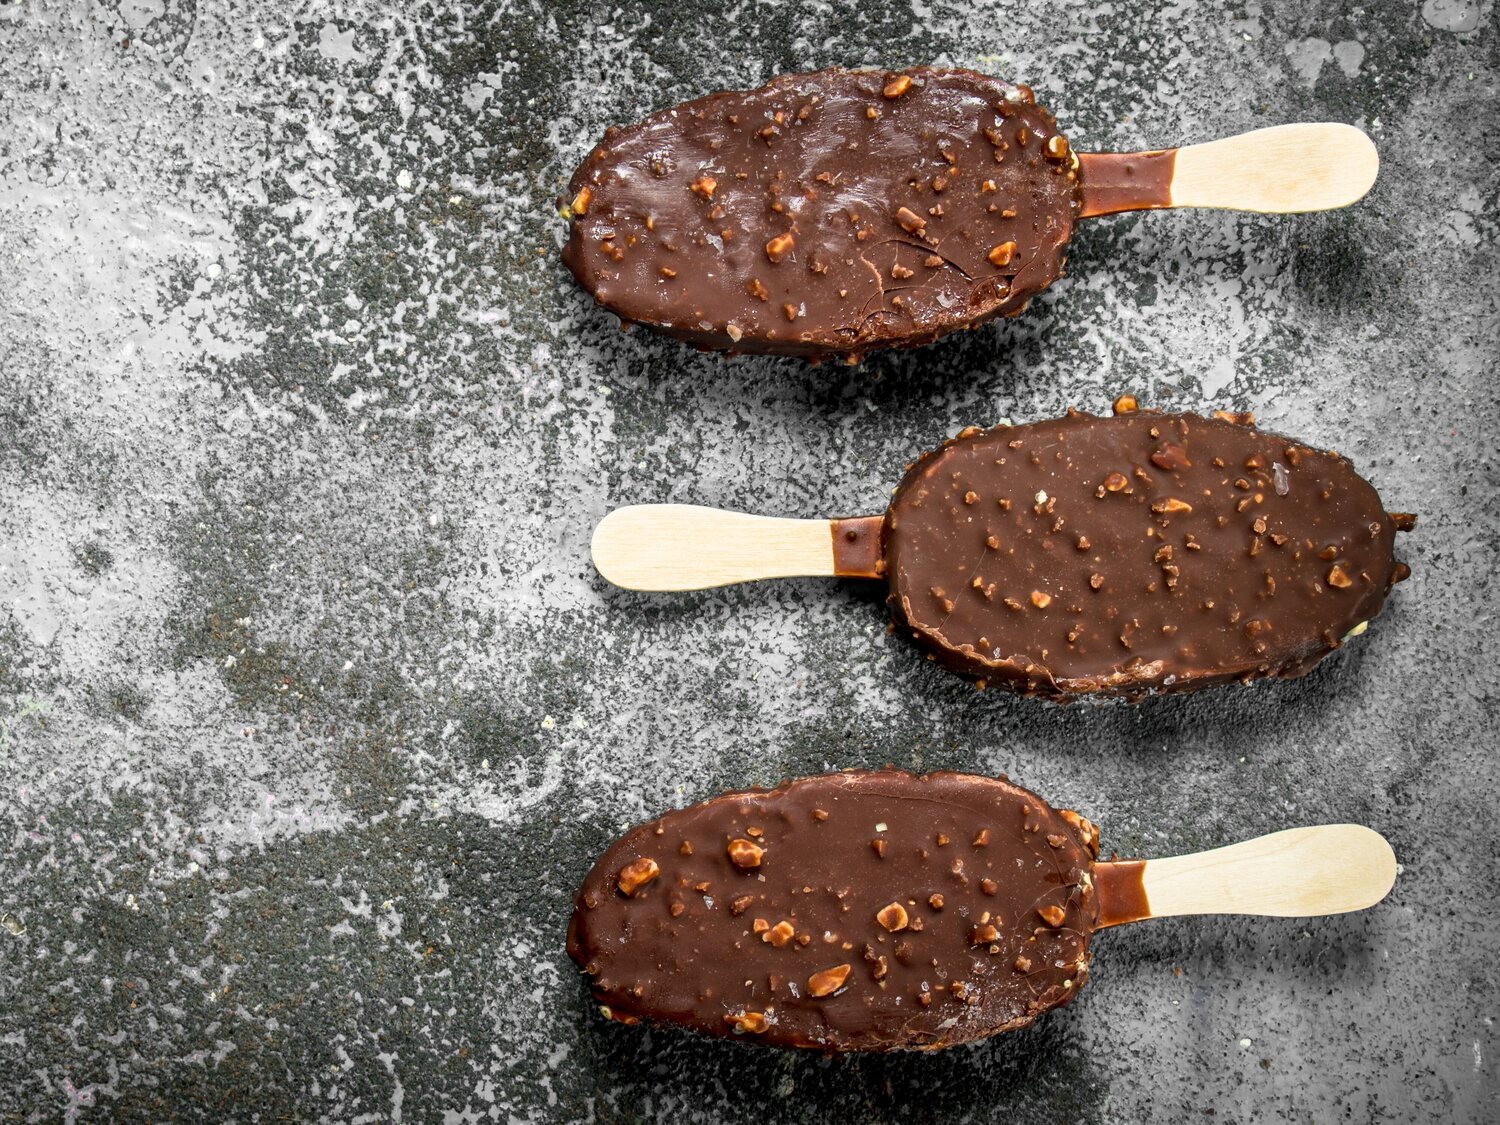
[562, 68, 1080, 360]
[884, 408, 1412, 698]
[568, 769, 1099, 1052]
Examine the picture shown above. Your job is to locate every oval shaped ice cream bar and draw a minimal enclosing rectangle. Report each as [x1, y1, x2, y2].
[568, 768, 1396, 1052]
[561, 67, 1377, 360]
[592, 404, 1414, 699]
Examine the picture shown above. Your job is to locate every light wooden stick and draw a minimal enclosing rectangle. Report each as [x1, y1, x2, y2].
[1171, 123, 1379, 212]
[1078, 123, 1379, 217]
[592, 504, 838, 591]
[1098, 825, 1396, 928]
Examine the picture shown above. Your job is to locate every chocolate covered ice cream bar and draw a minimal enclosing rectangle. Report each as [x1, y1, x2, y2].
[561, 68, 1377, 360]
[568, 768, 1396, 1051]
[592, 404, 1414, 700]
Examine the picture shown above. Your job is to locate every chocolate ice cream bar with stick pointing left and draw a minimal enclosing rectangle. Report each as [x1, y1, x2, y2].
[591, 402, 1414, 700]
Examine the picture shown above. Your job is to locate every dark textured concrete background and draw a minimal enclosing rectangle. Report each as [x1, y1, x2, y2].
[1, 0, 1496, 1121]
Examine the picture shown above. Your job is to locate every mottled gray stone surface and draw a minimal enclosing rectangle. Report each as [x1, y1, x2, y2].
[0, 0, 1496, 1121]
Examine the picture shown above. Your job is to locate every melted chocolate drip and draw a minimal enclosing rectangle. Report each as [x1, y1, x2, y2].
[568, 769, 1100, 1052]
[882, 409, 1410, 699]
[562, 68, 1080, 360]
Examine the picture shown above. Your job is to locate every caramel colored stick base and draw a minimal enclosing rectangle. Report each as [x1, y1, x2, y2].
[1096, 825, 1396, 927]
[831, 515, 884, 578]
[1077, 150, 1176, 218]
[593, 505, 884, 591]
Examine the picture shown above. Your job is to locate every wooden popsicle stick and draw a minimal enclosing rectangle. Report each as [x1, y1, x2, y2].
[1094, 824, 1397, 929]
[1078, 123, 1379, 218]
[591, 504, 883, 591]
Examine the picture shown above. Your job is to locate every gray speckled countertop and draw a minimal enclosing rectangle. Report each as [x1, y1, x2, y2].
[1, 0, 1497, 1121]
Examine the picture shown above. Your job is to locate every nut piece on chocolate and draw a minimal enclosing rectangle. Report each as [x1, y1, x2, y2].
[883, 407, 1413, 699]
[561, 68, 1079, 361]
[566, 769, 1099, 1052]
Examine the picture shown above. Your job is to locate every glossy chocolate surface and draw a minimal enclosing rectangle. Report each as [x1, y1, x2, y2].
[562, 67, 1080, 360]
[883, 407, 1411, 699]
[568, 769, 1100, 1052]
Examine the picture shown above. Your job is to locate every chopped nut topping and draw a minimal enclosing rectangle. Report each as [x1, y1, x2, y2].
[1056, 810, 1104, 852]
[980, 878, 998, 895]
[1151, 443, 1191, 471]
[725, 323, 743, 343]
[987, 241, 1017, 267]
[1031, 590, 1052, 609]
[729, 895, 753, 915]
[762, 920, 796, 947]
[928, 893, 945, 910]
[727, 838, 765, 868]
[1151, 497, 1193, 514]
[1014, 955, 1032, 972]
[764, 233, 795, 262]
[746, 277, 769, 301]
[971, 923, 1000, 944]
[882, 75, 912, 99]
[658, 266, 677, 279]
[1044, 134, 1070, 161]
[616, 857, 660, 897]
[895, 206, 927, 232]
[1112, 394, 1138, 415]
[1038, 904, 1067, 927]
[783, 303, 799, 322]
[1103, 471, 1128, 492]
[570, 186, 593, 215]
[876, 902, 909, 932]
[807, 963, 852, 997]
[972, 828, 991, 847]
[689, 174, 717, 199]
[1326, 564, 1353, 588]
[724, 1010, 769, 1034]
